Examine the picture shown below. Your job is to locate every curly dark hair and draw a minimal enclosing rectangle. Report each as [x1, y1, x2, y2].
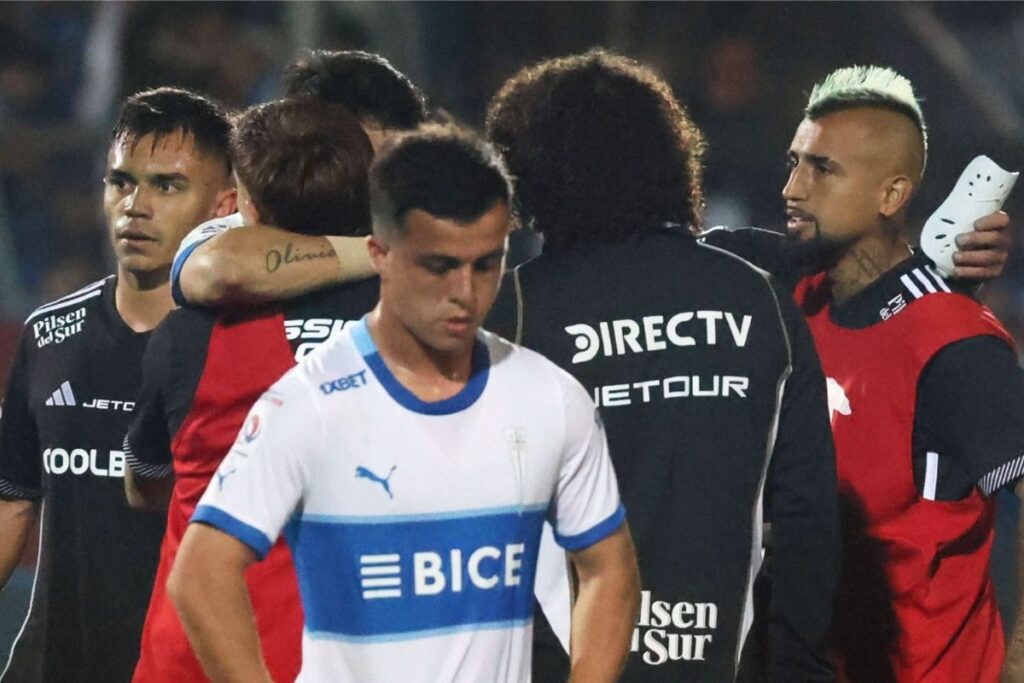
[486, 50, 706, 252]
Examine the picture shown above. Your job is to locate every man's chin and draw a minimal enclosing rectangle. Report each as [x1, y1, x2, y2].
[782, 232, 844, 273]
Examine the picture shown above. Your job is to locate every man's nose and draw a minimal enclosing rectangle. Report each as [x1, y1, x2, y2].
[782, 166, 807, 201]
[447, 265, 474, 306]
[124, 186, 152, 218]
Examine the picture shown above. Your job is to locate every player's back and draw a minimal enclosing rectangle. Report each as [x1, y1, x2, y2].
[128, 276, 379, 683]
[492, 226, 796, 682]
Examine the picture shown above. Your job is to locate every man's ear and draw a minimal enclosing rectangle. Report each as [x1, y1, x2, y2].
[213, 187, 238, 219]
[366, 234, 388, 276]
[880, 176, 913, 218]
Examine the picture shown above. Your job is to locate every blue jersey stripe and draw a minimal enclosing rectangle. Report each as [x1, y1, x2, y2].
[192, 504, 273, 559]
[555, 504, 626, 551]
[284, 508, 546, 638]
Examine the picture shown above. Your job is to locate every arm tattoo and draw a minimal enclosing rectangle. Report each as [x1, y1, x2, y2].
[265, 242, 337, 273]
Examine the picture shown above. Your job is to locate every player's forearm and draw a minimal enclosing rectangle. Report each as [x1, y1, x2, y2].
[0, 498, 38, 590]
[168, 532, 272, 683]
[567, 526, 640, 683]
[124, 468, 173, 512]
[181, 226, 372, 306]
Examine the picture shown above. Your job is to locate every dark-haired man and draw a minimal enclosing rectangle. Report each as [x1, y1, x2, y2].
[172, 49, 429, 309]
[124, 97, 376, 683]
[168, 125, 640, 683]
[780, 66, 1024, 683]
[485, 50, 838, 683]
[0, 88, 235, 682]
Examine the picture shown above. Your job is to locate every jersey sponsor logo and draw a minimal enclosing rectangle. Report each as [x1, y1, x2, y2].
[356, 465, 397, 499]
[319, 369, 369, 395]
[357, 543, 526, 601]
[565, 311, 753, 364]
[631, 590, 717, 666]
[284, 318, 359, 359]
[826, 377, 852, 424]
[291, 507, 544, 639]
[591, 375, 750, 408]
[32, 307, 86, 347]
[42, 447, 126, 478]
[215, 466, 237, 491]
[44, 382, 134, 411]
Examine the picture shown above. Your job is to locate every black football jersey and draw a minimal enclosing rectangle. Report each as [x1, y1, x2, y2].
[0, 276, 165, 683]
[488, 227, 839, 683]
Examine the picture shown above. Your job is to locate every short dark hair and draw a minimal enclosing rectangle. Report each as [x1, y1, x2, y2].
[370, 124, 511, 235]
[281, 50, 428, 131]
[231, 97, 373, 237]
[486, 50, 706, 253]
[110, 87, 232, 172]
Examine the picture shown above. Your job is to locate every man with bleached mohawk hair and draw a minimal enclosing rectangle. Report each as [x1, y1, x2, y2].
[781, 64, 1024, 682]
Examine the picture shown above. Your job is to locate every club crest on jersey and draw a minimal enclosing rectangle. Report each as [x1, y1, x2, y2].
[826, 377, 852, 424]
[242, 415, 261, 443]
[356, 465, 397, 499]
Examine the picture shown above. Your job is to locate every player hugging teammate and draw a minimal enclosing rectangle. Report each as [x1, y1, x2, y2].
[0, 47, 1021, 683]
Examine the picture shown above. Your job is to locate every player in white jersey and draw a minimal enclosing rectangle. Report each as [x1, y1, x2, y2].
[167, 124, 641, 683]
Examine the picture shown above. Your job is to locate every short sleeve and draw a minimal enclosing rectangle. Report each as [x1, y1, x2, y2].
[0, 332, 43, 500]
[191, 372, 317, 559]
[548, 372, 624, 552]
[916, 336, 1024, 496]
[124, 316, 175, 478]
[171, 213, 244, 306]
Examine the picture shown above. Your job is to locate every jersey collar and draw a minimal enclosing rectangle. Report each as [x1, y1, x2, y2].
[350, 316, 490, 415]
[829, 252, 953, 328]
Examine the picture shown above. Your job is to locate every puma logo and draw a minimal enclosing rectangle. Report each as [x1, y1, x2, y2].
[356, 465, 397, 499]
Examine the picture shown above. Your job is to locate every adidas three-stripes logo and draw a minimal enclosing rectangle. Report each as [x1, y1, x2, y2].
[45, 381, 76, 407]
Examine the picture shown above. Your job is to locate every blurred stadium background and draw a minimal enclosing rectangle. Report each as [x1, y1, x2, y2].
[0, 0, 1022, 656]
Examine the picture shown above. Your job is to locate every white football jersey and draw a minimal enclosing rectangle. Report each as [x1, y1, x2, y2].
[193, 317, 624, 682]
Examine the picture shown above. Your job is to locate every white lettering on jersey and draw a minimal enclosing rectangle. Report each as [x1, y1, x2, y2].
[631, 590, 717, 666]
[591, 375, 750, 407]
[364, 544, 527, 601]
[42, 448, 126, 478]
[566, 311, 753, 364]
[32, 307, 86, 348]
[284, 318, 359, 360]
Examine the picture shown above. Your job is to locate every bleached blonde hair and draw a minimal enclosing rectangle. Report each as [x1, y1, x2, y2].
[806, 65, 928, 169]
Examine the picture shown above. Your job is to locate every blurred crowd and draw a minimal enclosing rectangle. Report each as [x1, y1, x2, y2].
[0, 1, 1020, 353]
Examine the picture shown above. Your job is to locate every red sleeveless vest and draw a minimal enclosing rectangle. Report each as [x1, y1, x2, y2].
[133, 311, 302, 683]
[795, 273, 1013, 683]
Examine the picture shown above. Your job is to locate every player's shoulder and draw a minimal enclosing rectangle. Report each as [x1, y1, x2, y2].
[190, 211, 245, 240]
[23, 275, 113, 327]
[20, 276, 114, 354]
[285, 324, 369, 396]
[483, 330, 591, 405]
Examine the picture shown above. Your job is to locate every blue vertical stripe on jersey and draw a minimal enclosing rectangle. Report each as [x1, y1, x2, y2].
[350, 317, 490, 415]
[283, 507, 546, 640]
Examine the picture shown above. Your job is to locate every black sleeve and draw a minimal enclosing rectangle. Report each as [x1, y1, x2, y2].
[700, 227, 803, 290]
[0, 333, 43, 500]
[915, 336, 1024, 496]
[124, 316, 175, 479]
[764, 280, 839, 682]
